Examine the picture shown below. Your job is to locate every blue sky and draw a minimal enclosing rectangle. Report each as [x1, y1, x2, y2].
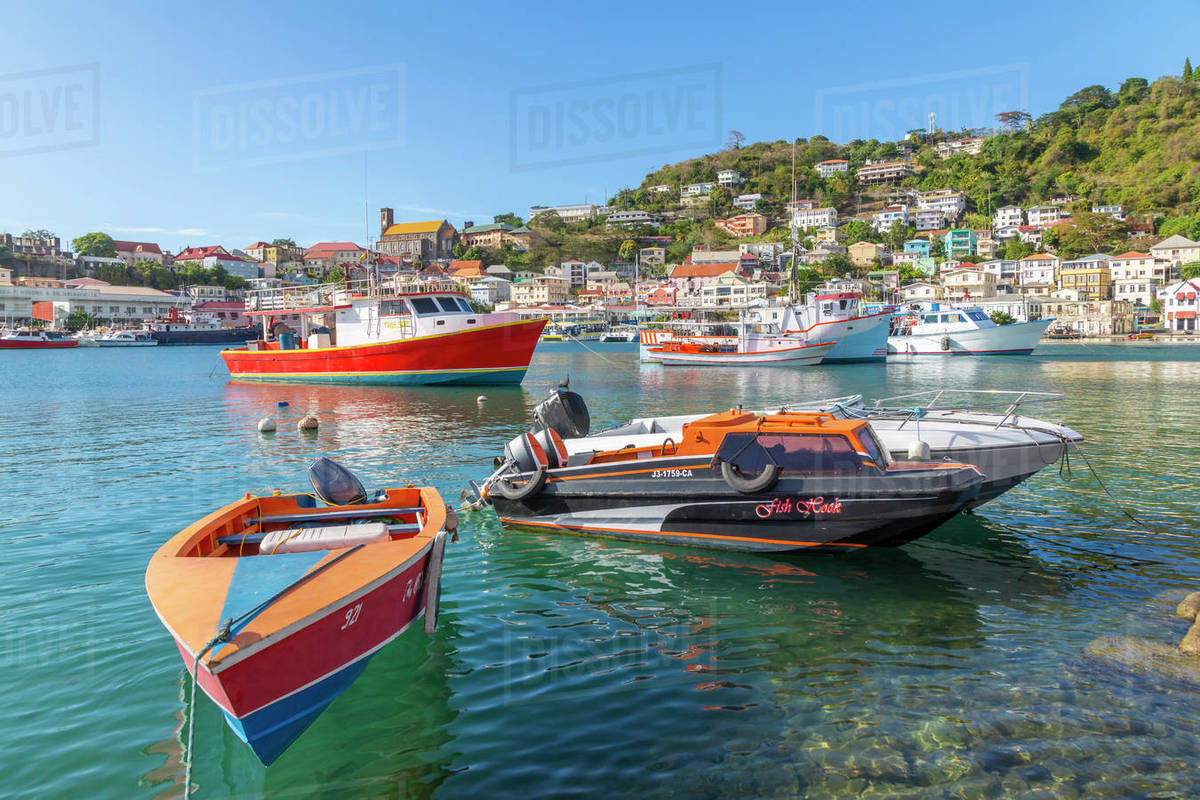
[0, 0, 1195, 254]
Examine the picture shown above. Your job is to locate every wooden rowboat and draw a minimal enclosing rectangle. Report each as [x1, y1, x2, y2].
[145, 461, 452, 765]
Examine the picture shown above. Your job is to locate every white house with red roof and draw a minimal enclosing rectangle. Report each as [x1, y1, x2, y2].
[113, 239, 164, 266]
[173, 245, 260, 279]
[1018, 253, 1060, 295]
[1163, 279, 1200, 332]
[303, 242, 365, 270]
[669, 262, 742, 294]
[1109, 251, 1172, 305]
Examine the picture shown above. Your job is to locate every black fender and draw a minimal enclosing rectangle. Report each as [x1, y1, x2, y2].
[492, 469, 547, 501]
[720, 461, 781, 494]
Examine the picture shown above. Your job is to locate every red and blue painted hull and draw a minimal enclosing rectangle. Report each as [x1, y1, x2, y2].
[221, 318, 546, 385]
[174, 551, 431, 764]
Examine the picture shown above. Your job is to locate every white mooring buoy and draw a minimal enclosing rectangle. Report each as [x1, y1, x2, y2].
[297, 415, 319, 431]
[477, 395, 488, 404]
[257, 417, 276, 433]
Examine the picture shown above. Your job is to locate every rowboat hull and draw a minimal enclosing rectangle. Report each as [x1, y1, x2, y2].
[221, 318, 546, 385]
[174, 548, 431, 764]
[146, 487, 447, 764]
[0, 339, 78, 349]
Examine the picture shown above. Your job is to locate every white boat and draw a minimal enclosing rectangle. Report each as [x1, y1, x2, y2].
[639, 288, 888, 363]
[97, 330, 159, 347]
[647, 338, 834, 366]
[888, 307, 1052, 356]
[72, 331, 99, 347]
[598, 326, 639, 343]
[564, 390, 1082, 509]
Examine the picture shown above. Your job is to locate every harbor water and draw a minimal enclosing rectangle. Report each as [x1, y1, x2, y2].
[2, 342, 1200, 798]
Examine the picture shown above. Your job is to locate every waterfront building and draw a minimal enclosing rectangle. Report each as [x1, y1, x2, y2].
[378, 211, 457, 261]
[1043, 294, 1135, 335]
[470, 276, 512, 306]
[815, 159, 849, 178]
[700, 272, 767, 307]
[1163, 279, 1200, 332]
[900, 281, 942, 302]
[511, 275, 569, 305]
[669, 262, 741, 294]
[1110, 251, 1171, 305]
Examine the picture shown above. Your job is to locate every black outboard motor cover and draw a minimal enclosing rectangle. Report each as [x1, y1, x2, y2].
[532, 390, 590, 438]
[308, 456, 368, 505]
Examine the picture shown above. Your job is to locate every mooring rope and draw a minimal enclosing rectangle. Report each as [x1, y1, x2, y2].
[566, 335, 624, 366]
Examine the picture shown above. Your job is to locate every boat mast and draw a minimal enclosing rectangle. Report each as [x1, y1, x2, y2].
[789, 138, 799, 305]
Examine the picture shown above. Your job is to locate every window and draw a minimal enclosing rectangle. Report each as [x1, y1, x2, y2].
[716, 432, 863, 475]
[410, 297, 439, 315]
[436, 297, 462, 313]
[380, 300, 410, 316]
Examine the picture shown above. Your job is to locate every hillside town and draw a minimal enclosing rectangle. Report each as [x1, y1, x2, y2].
[4, 120, 1200, 337]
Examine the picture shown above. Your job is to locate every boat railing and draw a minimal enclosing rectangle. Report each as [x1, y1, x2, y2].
[870, 390, 1066, 430]
[246, 277, 466, 312]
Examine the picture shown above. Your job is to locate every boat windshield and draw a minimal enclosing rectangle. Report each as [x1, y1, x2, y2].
[965, 310, 989, 322]
[716, 432, 863, 475]
[856, 428, 891, 467]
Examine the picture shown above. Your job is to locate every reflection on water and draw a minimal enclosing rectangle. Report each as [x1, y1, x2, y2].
[2, 343, 1200, 797]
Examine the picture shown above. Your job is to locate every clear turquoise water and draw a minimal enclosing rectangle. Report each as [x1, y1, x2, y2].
[2, 342, 1200, 799]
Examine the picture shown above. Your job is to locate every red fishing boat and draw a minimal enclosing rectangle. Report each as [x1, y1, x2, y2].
[0, 329, 79, 349]
[146, 458, 453, 765]
[221, 277, 545, 385]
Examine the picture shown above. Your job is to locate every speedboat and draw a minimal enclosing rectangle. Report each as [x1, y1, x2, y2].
[145, 458, 453, 764]
[565, 390, 1082, 509]
[888, 306, 1052, 356]
[470, 392, 985, 553]
[0, 329, 78, 349]
[97, 329, 158, 346]
[598, 326, 639, 343]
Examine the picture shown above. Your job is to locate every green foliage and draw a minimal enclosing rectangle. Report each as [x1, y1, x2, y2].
[1150, 298, 1164, 313]
[990, 311, 1016, 325]
[73, 232, 116, 257]
[821, 253, 855, 277]
[64, 309, 99, 331]
[0, 244, 11, 262]
[493, 212, 523, 227]
[328, 265, 345, 283]
[1042, 212, 1130, 257]
[22, 229, 55, 241]
[1157, 214, 1200, 239]
[463, 245, 485, 261]
[1180, 261, 1200, 280]
[271, 238, 297, 247]
[1003, 237, 1034, 260]
[843, 220, 876, 244]
[1186, 58, 1193, 81]
[618, 239, 638, 262]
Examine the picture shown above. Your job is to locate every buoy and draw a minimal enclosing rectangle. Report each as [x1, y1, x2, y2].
[907, 440, 931, 460]
[477, 395, 488, 403]
[277, 401, 289, 407]
[297, 415, 319, 431]
[257, 417, 276, 432]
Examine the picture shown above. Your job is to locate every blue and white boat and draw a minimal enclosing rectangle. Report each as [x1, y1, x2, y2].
[888, 307, 1053, 356]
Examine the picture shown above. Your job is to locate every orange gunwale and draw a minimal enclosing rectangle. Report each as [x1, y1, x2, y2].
[145, 487, 445, 665]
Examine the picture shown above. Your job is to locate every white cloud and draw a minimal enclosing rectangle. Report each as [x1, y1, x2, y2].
[102, 224, 217, 237]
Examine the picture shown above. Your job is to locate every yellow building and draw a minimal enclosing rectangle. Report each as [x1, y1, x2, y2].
[378, 209, 457, 260]
[1058, 265, 1112, 300]
[512, 276, 569, 305]
[848, 241, 887, 267]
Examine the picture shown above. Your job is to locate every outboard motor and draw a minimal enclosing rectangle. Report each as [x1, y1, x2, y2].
[308, 456, 368, 505]
[502, 432, 549, 474]
[532, 390, 590, 438]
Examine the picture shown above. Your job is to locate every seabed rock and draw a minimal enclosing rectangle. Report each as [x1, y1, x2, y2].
[1175, 591, 1200, 621]
[1082, 635, 1200, 685]
[1152, 587, 1190, 607]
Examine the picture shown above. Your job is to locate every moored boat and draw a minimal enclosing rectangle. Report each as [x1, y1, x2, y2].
[221, 278, 545, 385]
[145, 458, 452, 764]
[0, 329, 79, 349]
[647, 338, 834, 366]
[96, 329, 158, 346]
[569, 390, 1083, 510]
[472, 392, 985, 553]
[888, 307, 1053, 356]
